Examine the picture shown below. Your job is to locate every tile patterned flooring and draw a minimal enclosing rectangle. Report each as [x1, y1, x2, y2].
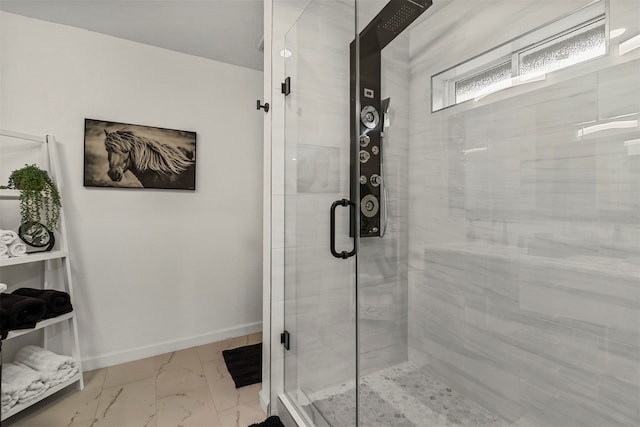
[309, 363, 508, 427]
[4, 333, 266, 427]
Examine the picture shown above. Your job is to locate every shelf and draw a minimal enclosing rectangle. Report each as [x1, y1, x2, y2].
[1, 372, 82, 421]
[1, 130, 83, 422]
[0, 250, 67, 267]
[0, 130, 46, 144]
[0, 189, 20, 200]
[4, 312, 75, 340]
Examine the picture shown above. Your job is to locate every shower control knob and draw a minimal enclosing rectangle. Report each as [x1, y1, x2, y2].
[360, 150, 371, 163]
[371, 227, 379, 233]
[371, 146, 379, 155]
[360, 105, 380, 129]
[370, 174, 382, 187]
[360, 135, 371, 147]
[360, 175, 367, 184]
[361, 194, 379, 218]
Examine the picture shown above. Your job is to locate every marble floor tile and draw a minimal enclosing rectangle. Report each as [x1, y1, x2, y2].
[102, 356, 156, 389]
[155, 348, 203, 373]
[4, 333, 265, 427]
[156, 364, 210, 400]
[202, 357, 262, 411]
[217, 400, 267, 427]
[247, 332, 263, 345]
[196, 333, 260, 364]
[68, 421, 98, 427]
[156, 385, 221, 427]
[92, 377, 156, 427]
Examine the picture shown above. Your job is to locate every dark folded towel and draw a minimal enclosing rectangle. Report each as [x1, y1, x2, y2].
[0, 293, 46, 330]
[0, 307, 8, 331]
[12, 288, 73, 319]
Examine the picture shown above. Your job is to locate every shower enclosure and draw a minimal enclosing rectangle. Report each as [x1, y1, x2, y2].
[272, 0, 640, 425]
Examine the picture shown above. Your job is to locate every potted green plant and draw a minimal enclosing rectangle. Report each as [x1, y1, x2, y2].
[3, 164, 62, 233]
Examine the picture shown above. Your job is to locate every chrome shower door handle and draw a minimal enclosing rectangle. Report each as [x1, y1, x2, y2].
[330, 199, 357, 259]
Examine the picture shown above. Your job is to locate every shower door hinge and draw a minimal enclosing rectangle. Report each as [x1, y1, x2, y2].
[281, 77, 291, 96]
[280, 330, 290, 350]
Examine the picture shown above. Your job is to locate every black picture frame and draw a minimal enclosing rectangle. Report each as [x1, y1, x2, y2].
[84, 119, 196, 190]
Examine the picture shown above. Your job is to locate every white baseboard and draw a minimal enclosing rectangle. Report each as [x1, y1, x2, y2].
[81, 321, 262, 371]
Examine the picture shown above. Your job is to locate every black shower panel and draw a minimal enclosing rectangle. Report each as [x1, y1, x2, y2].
[351, 49, 383, 237]
[350, 0, 432, 237]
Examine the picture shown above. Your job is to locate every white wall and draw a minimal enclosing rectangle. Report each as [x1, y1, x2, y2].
[0, 12, 264, 370]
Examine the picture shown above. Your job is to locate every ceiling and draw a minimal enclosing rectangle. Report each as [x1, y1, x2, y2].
[0, 0, 265, 71]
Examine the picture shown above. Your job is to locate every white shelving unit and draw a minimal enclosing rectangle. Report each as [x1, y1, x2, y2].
[0, 129, 84, 421]
[1, 372, 83, 420]
[0, 189, 20, 200]
[5, 313, 75, 340]
[0, 250, 69, 268]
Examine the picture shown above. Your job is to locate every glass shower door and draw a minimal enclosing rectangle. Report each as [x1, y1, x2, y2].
[282, 1, 358, 425]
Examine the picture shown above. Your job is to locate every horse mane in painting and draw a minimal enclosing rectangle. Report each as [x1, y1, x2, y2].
[104, 129, 195, 189]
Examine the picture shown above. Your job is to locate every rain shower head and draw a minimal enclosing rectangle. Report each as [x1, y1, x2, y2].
[360, 0, 432, 55]
[379, 0, 430, 34]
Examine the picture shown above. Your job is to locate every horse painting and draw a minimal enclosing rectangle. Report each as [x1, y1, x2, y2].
[103, 129, 195, 190]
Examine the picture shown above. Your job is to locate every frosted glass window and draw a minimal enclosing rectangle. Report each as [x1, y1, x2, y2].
[455, 62, 512, 104]
[431, 0, 606, 112]
[519, 22, 606, 76]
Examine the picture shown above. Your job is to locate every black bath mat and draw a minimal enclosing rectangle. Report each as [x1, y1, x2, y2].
[249, 415, 285, 427]
[223, 342, 262, 388]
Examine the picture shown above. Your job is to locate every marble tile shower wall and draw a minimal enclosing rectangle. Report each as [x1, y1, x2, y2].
[280, 0, 412, 397]
[408, 1, 640, 426]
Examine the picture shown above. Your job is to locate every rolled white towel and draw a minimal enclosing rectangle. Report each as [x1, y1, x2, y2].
[15, 345, 78, 374]
[0, 243, 8, 258]
[15, 361, 78, 387]
[32, 365, 79, 387]
[1, 363, 48, 403]
[2, 363, 46, 391]
[8, 241, 27, 257]
[0, 282, 6, 292]
[16, 384, 49, 403]
[0, 230, 18, 245]
[1, 381, 19, 410]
